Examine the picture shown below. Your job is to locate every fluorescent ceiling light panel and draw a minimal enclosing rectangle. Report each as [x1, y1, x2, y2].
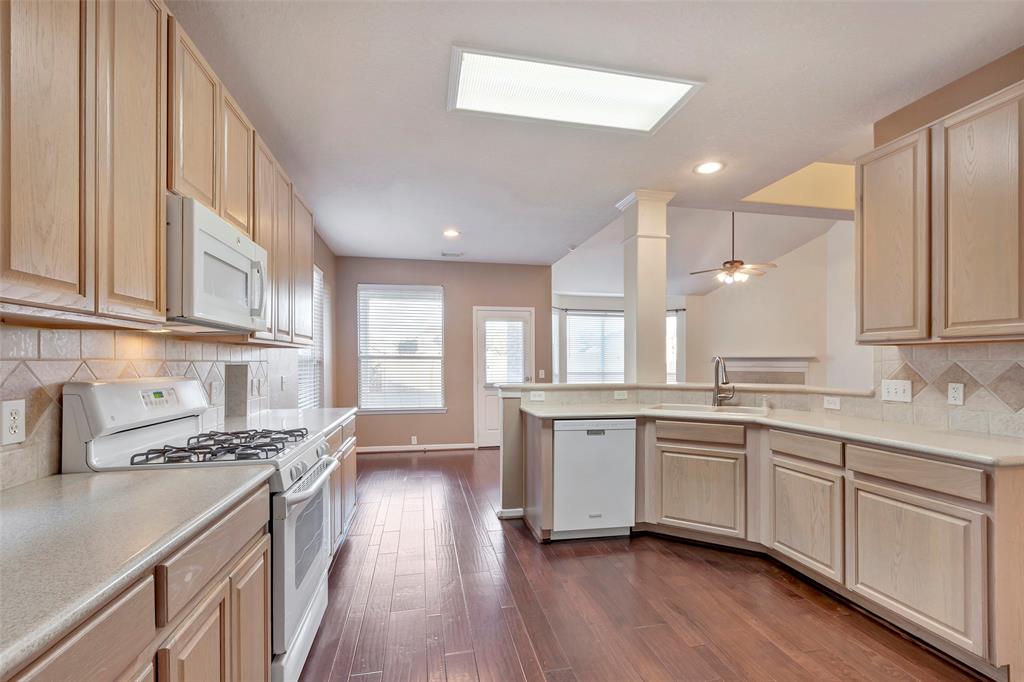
[450, 48, 700, 132]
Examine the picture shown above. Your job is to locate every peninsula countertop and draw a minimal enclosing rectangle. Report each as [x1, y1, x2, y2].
[519, 403, 1024, 467]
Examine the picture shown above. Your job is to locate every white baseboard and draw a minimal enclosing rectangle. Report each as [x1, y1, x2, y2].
[496, 508, 524, 519]
[356, 442, 477, 454]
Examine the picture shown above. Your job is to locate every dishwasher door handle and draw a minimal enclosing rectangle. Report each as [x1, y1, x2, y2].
[585, 429, 605, 436]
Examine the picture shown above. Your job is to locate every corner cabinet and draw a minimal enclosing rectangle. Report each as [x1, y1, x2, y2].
[855, 129, 931, 342]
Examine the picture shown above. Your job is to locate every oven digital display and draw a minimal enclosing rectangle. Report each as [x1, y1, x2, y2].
[141, 388, 178, 409]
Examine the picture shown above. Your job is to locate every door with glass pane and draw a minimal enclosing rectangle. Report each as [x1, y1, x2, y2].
[474, 308, 534, 447]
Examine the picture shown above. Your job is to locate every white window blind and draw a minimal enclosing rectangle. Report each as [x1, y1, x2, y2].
[566, 311, 624, 383]
[551, 309, 560, 383]
[666, 312, 677, 384]
[357, 284, 444, 411]
[298, 267, 325, 409]
[484, 319, 526, 385]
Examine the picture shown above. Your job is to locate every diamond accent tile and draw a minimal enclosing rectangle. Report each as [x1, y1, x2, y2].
[932, 363, 982, 401]
[888, 363, 927, 397]
[989, 363, 1024, 412]
[26, 361, 82, 400]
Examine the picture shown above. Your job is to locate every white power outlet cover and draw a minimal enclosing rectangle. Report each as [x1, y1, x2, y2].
[881, 379, 912, 403]
[537, 369, 546, 379]
[823, 396, 841, 410]
[2, 399, 26, 445]
[411, 435, 418, 445]
[948, 382, 965, 406]
[614, 390, 628, 400]
[529, 391, 545, 401]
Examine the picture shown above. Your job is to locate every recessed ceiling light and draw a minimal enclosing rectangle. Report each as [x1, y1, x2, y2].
[449, 47, 701, 133]
[443, 228, 461, 238]
[694, 161, 724, 175]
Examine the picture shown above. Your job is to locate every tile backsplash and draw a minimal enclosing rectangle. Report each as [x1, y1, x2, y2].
[0, 323, 299, 490]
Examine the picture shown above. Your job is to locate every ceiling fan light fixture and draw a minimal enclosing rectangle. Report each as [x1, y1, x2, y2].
[734, 271, 749, 282]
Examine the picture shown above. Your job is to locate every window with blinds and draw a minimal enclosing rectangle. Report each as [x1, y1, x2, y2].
[297, 267, 325, 409]
[357, 284, 444, 411]
[565, 311, 624, 383]
[666, 312, 677, 383]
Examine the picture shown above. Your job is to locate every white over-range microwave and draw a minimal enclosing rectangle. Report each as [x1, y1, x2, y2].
[166, 194, 268, 332]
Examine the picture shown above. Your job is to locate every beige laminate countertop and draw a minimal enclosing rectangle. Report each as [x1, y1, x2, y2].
[0, 465, 274, 678]
[520, 404, 1024, 467]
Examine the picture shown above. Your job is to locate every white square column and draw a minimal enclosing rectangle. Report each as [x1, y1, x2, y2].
[618, 190, 674, 384]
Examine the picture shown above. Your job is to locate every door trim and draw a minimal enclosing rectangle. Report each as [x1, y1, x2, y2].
[472, 306, 536, 447]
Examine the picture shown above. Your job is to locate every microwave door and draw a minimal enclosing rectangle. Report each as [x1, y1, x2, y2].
[187, 228, 257, 330]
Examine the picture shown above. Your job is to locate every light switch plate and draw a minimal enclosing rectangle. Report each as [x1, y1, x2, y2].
[614, 390, 628, 400]
[537, 369, 545, 379]
[823, 396, 841, 410]
[529, 391, 545, 401]
[948, 382, 965, 406]
[881, 379, 912, 403]
[2, 400, 26, 445]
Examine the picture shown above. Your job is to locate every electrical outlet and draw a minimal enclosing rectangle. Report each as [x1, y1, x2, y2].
[537, 369, 545, 380]
[2, 400, 26, 445]
[948, 382, 965, 406]
[410, 435, 418, 445]
[614, 390, 628, 400]
[529, 391, 545, 401]
[823, 396, 841, 410]
[881, 379, 912, 403]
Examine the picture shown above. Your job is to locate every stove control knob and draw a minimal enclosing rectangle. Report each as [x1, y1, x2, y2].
[290, 464, 301, 480]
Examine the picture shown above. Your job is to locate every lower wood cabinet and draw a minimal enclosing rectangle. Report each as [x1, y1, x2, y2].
[229, 534, 271, 682]
[157, 577, 231, 682]
[342, 442, 358, 530]
[659, 443, 745, 538]
[330, 452, 344, 551]
[845, 477, 987, 656]
[122, 660, 156, 682]
[770, 455, 844, 582]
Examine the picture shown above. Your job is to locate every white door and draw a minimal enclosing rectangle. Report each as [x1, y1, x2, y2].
[474, 308, 534, 447]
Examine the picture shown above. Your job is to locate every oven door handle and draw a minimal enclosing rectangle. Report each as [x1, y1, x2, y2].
[278, 457, 338, 515]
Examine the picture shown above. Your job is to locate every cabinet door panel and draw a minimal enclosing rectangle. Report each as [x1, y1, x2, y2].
[220, 92, 252, 235]
[342, 443, 357, 531]
[158, 577, 231, 682]
[846, 478, 987, 655]
[770, 456, 843, 582]
[95, 0, 165, 321]
[169, 20, 218, 211]
[252, 136, 276, 339]
[1, 0, 94, 311]
[939, 85, 1024, 337]
[230, 535, 270, 682]
[291, 194, 314, 344]
[330, 460, 343, 551]
[855, 129, 930, 342]
[273, 167, 292, 341]
[660, 445, 745, 538]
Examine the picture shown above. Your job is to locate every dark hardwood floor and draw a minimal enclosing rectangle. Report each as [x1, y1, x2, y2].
[300, 449, 978, 682]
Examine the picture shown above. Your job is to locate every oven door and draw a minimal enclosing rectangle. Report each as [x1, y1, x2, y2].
[272, 455, 338, 654]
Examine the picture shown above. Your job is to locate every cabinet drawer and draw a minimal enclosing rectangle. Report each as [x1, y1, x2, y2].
[155, 485, 269, 626]
[769, 429, 843, 467]
[655, 420, 744, 446]
[15, 577, 156, 682]
[846, 444, 986, 502]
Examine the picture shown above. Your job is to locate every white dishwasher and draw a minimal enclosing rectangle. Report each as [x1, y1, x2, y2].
[552, 419, 636, 540]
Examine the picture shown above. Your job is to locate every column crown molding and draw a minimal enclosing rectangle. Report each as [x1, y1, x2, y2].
[616, 189, 676, 212]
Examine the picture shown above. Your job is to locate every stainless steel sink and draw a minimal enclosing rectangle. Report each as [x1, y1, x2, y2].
[651, 403, 769, 416]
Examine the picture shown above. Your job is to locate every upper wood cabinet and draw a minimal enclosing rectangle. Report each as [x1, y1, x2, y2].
[219, 92, 253, 236]
[291, 193, 315, 345]
[95, 0, 167, 322]
[252, 135, 277, 340]
[273, 167, 293, 341]
[1, 0, 95, 313]
[936, 82, 1024, 338]
[855, 129, 931, 343]
[168, 19, 219, 213]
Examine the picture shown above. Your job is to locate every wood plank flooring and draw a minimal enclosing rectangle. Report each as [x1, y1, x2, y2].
[300, 449, 980, 682]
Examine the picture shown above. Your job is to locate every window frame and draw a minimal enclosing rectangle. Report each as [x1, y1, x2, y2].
[356, 283, 447, 414]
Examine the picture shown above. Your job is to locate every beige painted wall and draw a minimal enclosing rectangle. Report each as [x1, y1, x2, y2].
[685, 231, 828, 384]
[335, 257, 552, 448]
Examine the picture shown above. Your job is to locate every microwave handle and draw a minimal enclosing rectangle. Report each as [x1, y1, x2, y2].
[251, 262, 266, 318]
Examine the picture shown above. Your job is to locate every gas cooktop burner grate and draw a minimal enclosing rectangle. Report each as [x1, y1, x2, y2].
[131, 427, 309, 465]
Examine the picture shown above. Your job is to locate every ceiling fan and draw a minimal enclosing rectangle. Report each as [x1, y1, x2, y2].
[689, 212, 777, 284]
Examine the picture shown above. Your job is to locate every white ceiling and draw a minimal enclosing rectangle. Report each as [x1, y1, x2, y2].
[552, 208, 837, 296]
[166, 1, 1024, 265]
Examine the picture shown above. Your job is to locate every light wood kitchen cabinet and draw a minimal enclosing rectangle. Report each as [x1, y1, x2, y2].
[273, 167, 293, 341]
[291, 193, 315, 345]
[95, 0, 166, 322]
[935, 82, 1024, 338]
[168, 19, 219, 213]
[122, 660, 156, 682]
[219, 92, 254, 236]
[770, 454, 844, 583]
[659, 443, 745, 538]
[1, 0, 95, 313]
[855, 129, 931, 342]
[330, 452, 344, 551]
[252, 135, 277, 340]
[229, 534, 271, 682]
[157, 577, 231, 682]
[845, 477, 987, 656]
[342, 439, 358, 530]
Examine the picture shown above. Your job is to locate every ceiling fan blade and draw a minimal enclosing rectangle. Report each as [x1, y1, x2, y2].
[740, 262, 777, 270]
[741, 269, 766, 276]
[689, 267, 723, 275]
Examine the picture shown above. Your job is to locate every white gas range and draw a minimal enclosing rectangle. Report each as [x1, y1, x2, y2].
[62, 376, 334, 682]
